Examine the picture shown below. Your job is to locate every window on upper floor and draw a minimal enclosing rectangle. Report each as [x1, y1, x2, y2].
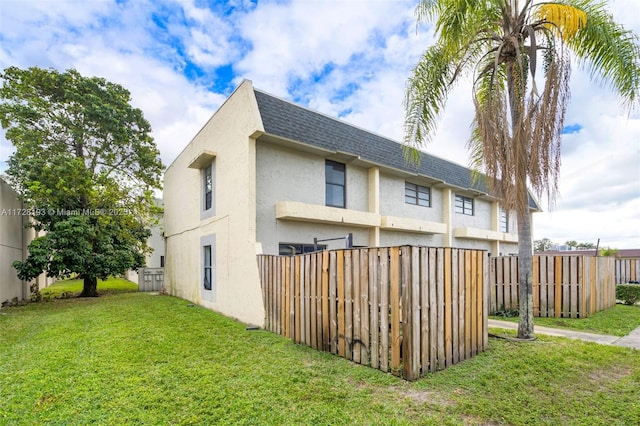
[455, 194, 474, 215]
[204, 163, 213, 211]
[199, 159, 216, 220]
[325, 160, 346, 208]
[405, 182, 431, 207]
[500, 209, 509, 232]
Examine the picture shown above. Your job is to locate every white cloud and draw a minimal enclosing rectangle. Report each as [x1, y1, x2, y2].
[1, 0, 638, 248]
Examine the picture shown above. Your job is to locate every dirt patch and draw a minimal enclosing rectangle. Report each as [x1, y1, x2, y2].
[399, 387, 456, 407]
[587, 366, 632, 390]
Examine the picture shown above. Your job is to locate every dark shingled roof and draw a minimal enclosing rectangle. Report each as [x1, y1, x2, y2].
[253, 88, 540, 210]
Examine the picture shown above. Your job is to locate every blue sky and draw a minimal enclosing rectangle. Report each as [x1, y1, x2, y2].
[1, 0, 639, 249]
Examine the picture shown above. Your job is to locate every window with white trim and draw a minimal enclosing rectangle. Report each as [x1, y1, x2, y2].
[204, 163, 213, 211]
[203, 245, 212, 291]
[200, 234, 216, 302]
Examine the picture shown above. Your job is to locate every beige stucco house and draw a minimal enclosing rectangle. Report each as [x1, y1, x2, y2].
[0, 177, 53, 305]
[163, 80, 540, 326]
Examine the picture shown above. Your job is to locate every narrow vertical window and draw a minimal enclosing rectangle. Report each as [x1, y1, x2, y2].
[203, 245, 212, 290]
[325, 160, 346, 208]
[500, 210, 509, 232]
[204, 164, 212, 211]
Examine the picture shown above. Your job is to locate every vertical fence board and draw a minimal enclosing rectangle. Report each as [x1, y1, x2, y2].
[428, 248, 438, 372]
[444, 248, 453, 367]
[533, 256, 540, 316]
[436, 248, 445, 370]
[321, 251, 330, 351]
[463, 250, 471, 361]
[379, 248, 390, 373]
[344, 250, 354, 361]
[360, 249, 370, 366]
[389, 247, 401, 376]
[369, 249, 379, 370]
[457, 250, 466, 363]
[539, 257, 548, 317]
[337, 251, 346, 357]
[329, 251, 337, 355]
[352, 249, 361, 364]
[419, 248, 429, 374]
[451, 249, 459, 365]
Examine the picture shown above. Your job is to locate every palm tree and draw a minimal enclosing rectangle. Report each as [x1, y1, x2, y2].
[404, 0, 640, 338]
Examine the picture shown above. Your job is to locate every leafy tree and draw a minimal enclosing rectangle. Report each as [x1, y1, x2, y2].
[565, 240, 578, 250]
[534, 238, 553, 252]
[404, 1, 640, 338]
[576, 241, 596, 250]
[0, 66, 163, 297]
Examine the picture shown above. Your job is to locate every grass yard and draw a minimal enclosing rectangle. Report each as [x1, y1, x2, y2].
[39, 277, 138, 299]
[1, 292, 639, 425]
[490, 304, 640, 337]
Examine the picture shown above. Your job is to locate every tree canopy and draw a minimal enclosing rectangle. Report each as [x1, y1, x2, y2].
[0, 66, 164, 297]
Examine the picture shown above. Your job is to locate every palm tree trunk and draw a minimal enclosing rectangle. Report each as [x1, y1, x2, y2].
[517, 206, 535, 339]
[505, 60, 535, 339]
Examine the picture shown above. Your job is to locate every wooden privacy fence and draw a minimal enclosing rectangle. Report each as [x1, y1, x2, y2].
[257, 246, 488, 381]
[615, 258, 640, 283]
[490, 255, 616, 318]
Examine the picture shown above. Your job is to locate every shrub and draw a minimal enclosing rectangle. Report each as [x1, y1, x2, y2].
[616, 284, 640, 305]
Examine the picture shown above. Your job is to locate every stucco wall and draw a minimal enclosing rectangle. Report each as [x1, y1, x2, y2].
[379, 173, 443, 222]
[163, 81, 265, 326]
[0, 178, 25, 304]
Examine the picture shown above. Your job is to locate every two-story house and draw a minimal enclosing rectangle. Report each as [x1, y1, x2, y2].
[163, 80, 540, 326]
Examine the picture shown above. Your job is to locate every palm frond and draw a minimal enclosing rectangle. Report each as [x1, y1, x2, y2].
[564, 0, 640, 110]
[403, 44, 455, 150]
[534, 3, 587, 40]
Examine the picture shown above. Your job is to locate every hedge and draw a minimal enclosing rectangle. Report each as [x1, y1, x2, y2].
[616, 284, 640, 305]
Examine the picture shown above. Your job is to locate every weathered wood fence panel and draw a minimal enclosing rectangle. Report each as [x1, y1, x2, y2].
[615, 258, 640, 283]
[490, 255, 616, 318]
[258, 246, 488, 381]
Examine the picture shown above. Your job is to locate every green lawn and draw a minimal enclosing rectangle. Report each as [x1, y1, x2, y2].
[1, 293, 639, 425]
[491, 304, 640, 336]
[39, 277, 138, 299]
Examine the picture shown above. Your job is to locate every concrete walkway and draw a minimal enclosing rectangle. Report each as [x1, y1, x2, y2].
[488, 319, 640, 349]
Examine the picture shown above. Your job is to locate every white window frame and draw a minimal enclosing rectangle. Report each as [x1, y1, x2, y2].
[200, 234, 216, 302]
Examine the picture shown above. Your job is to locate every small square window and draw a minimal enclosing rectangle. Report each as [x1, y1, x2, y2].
[405, 182, 431, 207]
[455, 195, 474, 215]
